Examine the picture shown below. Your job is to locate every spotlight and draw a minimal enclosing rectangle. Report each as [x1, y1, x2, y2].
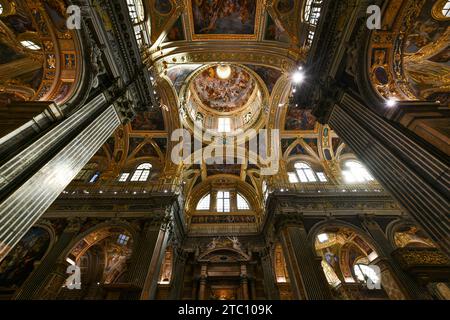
[386, 98, 397, 107]
[292, 71, 305, 84]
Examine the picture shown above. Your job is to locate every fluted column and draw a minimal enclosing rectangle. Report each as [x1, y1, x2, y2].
[126, 217, 170, 300]
[277, 215, 332, 300]
[14, 218, 83, 300]
[360, 216, 431, 299]
[0, 101, 63, 150]
[328, 93, 450, 254]
[260, 248, 280, 299]
[0, 94, 121, 262]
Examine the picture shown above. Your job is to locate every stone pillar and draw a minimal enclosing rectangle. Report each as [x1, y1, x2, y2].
[14, 218, 83, 300]
[361, 216, 430, 300]
[198, 265, 207, 300]
[127, 217, 170, 300]
[168, 248, 187, 299]
[240, 264, 249, 300]
[0, 101, 62, 150]
[277, 214, 332, 300]
[0, 94, 121, 262]
[260, 248, 280, 299]
[328, 93, 450, 254]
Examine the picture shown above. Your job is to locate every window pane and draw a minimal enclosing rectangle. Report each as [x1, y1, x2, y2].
[296, 169, 308, 182]
[237, 194, 250, 210]
[216, 191, 230, 212]
[20, 40, 41, 50]
[218, 118, 231, 133]
[196, 194, 210, 210]
[288, 172, 299, 183]
[317, 172, 327, 182]
[130, 170, 142, 181]
[304, 169, 317, 182]
[119, 173, 130, 182]
[89, 172, 100, 183]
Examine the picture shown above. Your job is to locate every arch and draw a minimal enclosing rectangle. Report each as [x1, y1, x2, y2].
[130, 162, 152, 182]
[362, 0, 450, 105]
[307, 219, 383, 256]
[61, 221, 139, 260]
[386, 220, 436, 249]
[0, 0, 87, 107]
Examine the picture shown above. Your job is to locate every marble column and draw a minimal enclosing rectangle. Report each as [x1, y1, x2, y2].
[277, 215, 332, 300]
[198, 265, 208, 300]
[0, 101, 62, 153]
[0, 94, 121, 262]
[14, 218, 83, 300]
[260, 248, 280, 299]
[240, 265, 249, 300]
[328, 93, 450, 254]
[127, 217, 170, 300]
[168, 249, 187, 299]
[361, 216, 431, 300]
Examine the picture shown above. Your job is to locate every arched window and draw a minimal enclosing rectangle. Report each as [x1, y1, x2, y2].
[126, 0, 147, 45]
[216, 191, 230, 212]
[289, 162, 327, 183]
[443, 1, 450, 17]
[237, 193, 250, 210]
[130, 163, 152, 182]
[196, 193, 211, 210]
[342, 160, 374, 183]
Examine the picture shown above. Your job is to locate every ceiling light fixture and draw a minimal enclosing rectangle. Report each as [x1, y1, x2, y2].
[216, 64, 232, 80]
[386, 97, 397, 107]
[292, 71, 305, 84]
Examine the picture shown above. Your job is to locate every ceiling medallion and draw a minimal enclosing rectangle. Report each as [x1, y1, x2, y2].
[216, 64, 232, 80]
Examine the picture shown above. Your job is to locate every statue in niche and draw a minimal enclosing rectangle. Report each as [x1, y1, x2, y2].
[207, 238, 218, 250]
[243, 112, 252, 124]
[228, 236, 242, 251]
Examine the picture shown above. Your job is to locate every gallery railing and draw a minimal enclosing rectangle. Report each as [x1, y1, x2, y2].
[59, 182, 181, 198]
[268, 182, 386, 194]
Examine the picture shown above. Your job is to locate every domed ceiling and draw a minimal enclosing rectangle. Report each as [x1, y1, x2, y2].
[191, 65, 256, 113]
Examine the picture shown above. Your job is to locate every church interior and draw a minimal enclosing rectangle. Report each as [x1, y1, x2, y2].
[0, 0, 449, 301]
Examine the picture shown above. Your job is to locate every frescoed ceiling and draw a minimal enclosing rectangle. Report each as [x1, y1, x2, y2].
[69, 0, 361, 229]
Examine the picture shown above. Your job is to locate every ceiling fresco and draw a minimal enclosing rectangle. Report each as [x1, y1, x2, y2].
[130, 108, 165, 131]
[190, 0, 258, 36]
[284, 108, 317, 131]
[191, 65, 256, 113]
